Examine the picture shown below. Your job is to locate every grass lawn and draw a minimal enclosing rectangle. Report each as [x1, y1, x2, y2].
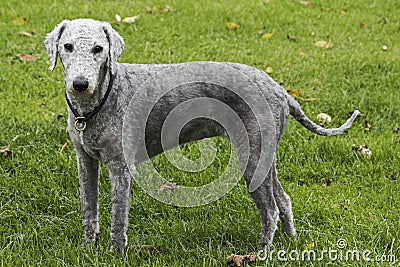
[1, 0, 399, 266]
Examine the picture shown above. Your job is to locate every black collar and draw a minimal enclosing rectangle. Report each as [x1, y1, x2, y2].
[66, 71, 115, 131]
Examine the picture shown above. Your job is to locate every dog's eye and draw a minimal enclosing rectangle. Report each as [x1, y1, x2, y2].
[93, 45, 103, 54]
[64, 43, 74, 52]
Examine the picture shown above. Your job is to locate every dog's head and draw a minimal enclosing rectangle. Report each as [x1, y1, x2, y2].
[45, 19, 124, 95]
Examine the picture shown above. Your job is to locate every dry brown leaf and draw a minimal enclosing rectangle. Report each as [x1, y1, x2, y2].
[60, 141, 69, 153]
[364, 121, 371, 132]
[287, 89, 301, 98]
[0, 147, 12, 156]
[115, 14, 122, 23]
[315, 40, 333, 48]
[159, 181, 178, 192]
[322, 178, 332, 187]
[387, 231, 395, 241]
[287, 34, 297, 41]
[317, 113, 332, 126]
[16, 53, 37, 62]
[261, 32, 274, 40]
[265, 66, 273, 74]
[226, 22, 240, 30]
[340, 10, 346, 16]
[332, 203, 346, 208]
[12, 16, 28, 25]
[0, 135, 19, 157]
[226, 254, 256, 267]
[147, 5, 173, 14]
[304, 241, 316, 250]
[300, 1, 312, 6]
[122, 15, 140, 23]
[352, 145, 372, 158]
[17, 31, 32, 37]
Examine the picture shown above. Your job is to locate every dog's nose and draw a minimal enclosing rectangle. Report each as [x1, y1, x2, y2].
[73, 77, 89, 92]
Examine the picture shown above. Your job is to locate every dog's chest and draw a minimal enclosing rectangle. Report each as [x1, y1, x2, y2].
[69, 118, 123, 160]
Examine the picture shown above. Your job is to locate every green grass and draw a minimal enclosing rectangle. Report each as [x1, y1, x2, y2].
[1, 0, 399, 266]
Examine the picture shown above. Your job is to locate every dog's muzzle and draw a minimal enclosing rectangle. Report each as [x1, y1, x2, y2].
[73, 77, 89, 92]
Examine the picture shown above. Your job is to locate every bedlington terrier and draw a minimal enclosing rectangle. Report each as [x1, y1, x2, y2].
[45, 18, 359, 254]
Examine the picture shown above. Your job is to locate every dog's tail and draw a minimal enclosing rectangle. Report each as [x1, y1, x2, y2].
[288, 96, 360, 136]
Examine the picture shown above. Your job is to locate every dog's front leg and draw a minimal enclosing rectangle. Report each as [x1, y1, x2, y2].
[76, 146, 100, 247]
[106, 162, 132, 254]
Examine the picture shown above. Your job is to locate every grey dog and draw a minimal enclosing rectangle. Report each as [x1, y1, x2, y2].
[45, 19, 359, 254]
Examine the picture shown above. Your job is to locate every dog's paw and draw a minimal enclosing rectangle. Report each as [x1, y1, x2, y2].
[110, 242, 125, 255]
[82, 231, 98, 248]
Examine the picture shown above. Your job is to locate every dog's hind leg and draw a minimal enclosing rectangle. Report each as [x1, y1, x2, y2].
[243, 153, 279, 251]
[272, 165, 296, 236]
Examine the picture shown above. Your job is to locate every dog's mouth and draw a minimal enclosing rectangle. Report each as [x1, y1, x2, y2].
[66, 84, 95, 96]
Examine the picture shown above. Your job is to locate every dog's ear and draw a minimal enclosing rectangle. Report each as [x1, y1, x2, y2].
[44, 20, 69, 71]
[102, 22, 125, 76]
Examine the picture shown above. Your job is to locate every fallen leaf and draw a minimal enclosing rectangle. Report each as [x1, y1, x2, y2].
[340, 10, 346, 16]
[393, 127, 400, 133]
[261, 32, 274, 40]
[387, 231, 395, 241]
[226, 22, 240, 30]
[287, 34, 297, 41]
[12, 16, 28, 25]
[315, 40, 333, 48]
[130, 245, 168, 254]
[0, 147, 12, 156]
[0, 135, 19, 157]
[60, 141, 69, 153]
[17, 31, 32, 37]
[122, 15, 140, 23]
[317, 113, 332, 126]
[115, 14, 122, 23]
[226, 254, 256, 267]
[391, 172, 397, 181]
[300, 1, 312, 6]
[16, 53, 37, 62]
[148, 5, 173, 13]
[360, 22, 366, 28]
[159, 181, 178, 192]
[394, 140, 400, 144]
[332, 203, 346, 208]
[364, 121, 371, 132]
[381, 17, 388, 24]
[322, 178, 332, 187]
[265, 66, 273, 74]
[304, 241, 316, 250]
[287, 89, 301, 98]
[352, 145, 372, 158]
